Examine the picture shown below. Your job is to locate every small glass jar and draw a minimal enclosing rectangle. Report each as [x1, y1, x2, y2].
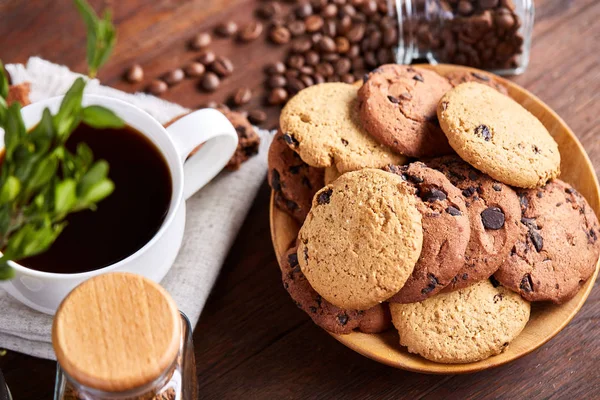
[52, 273, 198, 400]
[391, 0, 535, 75]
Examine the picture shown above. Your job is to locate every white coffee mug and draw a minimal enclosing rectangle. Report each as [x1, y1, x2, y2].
[0, 94, 239, 314]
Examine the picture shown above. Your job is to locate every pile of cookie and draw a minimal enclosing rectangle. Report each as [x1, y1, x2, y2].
[268, 64, 600, 364]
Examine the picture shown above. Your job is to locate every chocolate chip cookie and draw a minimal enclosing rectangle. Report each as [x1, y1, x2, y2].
[280, 83, 405, 173]
[444, 71, 508, 95]
[428, 156, 521, 291]
[281, 246, 392, 334]
[437, 82, 560, 188]
[494, 180, 600, 303]
[385, 162, 471, 303]
[358, 64, 454, 158]
[268, 131, 324, 224]
[390, 280, 530, 364]
[298, 169, 423, 310]
[224, 110, 261, 170]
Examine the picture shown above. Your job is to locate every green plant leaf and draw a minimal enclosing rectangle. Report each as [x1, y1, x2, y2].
[79, 178, 114, 207]
[0, 176, 21, 204]
[77, 159, 108, 196]
[4, 103, 26, 160]
[76, 142, 93, 169]
[25, 155, 58, 194]
[0, 96, 7, 124]
[0, 260, 15, 280]
[82, 105, 124, 129]
[54, 77, 85, 139]
[5, 221, 65, 260]
[29, 108, 56, 154]
[54, 179, 77, 215]
[0, 60, 8, 100]
[74, 0, 116, 78]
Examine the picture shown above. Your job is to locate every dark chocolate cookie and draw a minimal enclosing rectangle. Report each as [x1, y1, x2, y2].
[224, 110, 261, 171]
[444, 71, 509, 95]
[494, 180, 600, 303]
[427, 156, 521, 292]
[268, 130, 324, 223]
[358, 64, 454, 158]
[281, 246, 392, 334]
[385, 162, 470, 303]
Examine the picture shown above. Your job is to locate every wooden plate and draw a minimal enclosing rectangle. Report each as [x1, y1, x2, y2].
[269, 64, 600, 374]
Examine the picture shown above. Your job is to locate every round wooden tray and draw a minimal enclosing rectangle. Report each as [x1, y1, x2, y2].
[269, 64, 600, 374]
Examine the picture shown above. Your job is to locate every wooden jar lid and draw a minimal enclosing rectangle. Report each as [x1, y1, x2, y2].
[52, 272, 181, 393]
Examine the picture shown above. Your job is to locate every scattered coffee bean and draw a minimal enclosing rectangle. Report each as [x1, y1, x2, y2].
[232, 87, 252, 106]
[198, 50, 216, 65]
[256, 2, 282, 19]
[291, 37, 312, 53]
[287, 54, 305, 69]
[318, 36, 337, 52]
[248, 109, 267, 124]
[215, 21, 238, 37]
[270, 26, 291, 44]
[296, 3, 313, 18]
[268, 75, 287, 88]
[321, 4, 338, 18]
[125, 64, 144, 83]
[481, 207, 505, 230]
[289, 20, 307, 37]
[305, 51, 320, 65]
[164, 68, 185, 85]
[265, 61, 286, 75]
[268, 88, 288, 105]
[239, 21, 263, 42]
[210, 56, 234, 77]
[147, 79, 167, 95]
[305, 15, 324, 32]
[184, 62, 206, 78]
[190, 32, 211, 49]
[200, 72, 220, 92]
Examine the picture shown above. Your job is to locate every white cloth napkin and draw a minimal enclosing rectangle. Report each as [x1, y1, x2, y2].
[0, 57, 273, 360]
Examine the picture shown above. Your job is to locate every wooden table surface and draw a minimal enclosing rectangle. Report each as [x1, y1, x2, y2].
[0, 0, 599, 399]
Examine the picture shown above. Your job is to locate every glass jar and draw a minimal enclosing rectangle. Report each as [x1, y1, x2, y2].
[52, 273, 198, 400]
[392, 0, 534, 75]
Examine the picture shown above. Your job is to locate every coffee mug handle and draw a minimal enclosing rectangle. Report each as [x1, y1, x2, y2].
[166, 109, 238, 200]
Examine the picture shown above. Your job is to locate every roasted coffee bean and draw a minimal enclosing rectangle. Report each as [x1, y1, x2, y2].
[296, 3, 313, 18]
[335, 36, 351, 53]
[270, 26, 291, 44]
[318, 36, 337, 53]
[313, 73, 326, 84]
[348, 44, 360, 58]
[364, 51, 378, 67]
[147, 79, 167, 95]
[311, 32, 324, 44]
[183, 62, 205, 78]
[256, 2, 282, 19]
[190, 32, 211, 49]
[210, 56, 234, 77]
[268, 88, 289, 105]
[340, 73, 355, 83]
[338, 15, 353, 34]
[495, 8, 515, 29]
[164, 68, 185, 85]
[125, 64, 144, 83]
[377, 47, 393, 64]
[285, 69, 300, 79]
[268, 75, 287, 88]
[215, 21, 238, 37]
[265, 61, 286, 75]
[323, 19, 337, 37]
[361, 0, 378, 15]
[351, 57, 365, 72]
[305, 51, 320, 65]
[479, 0, 499, 9]
[311, 0, 327, 10]
[233, 87, 252, 105]
[382, 26, 399, 47]
[239, 21, 263, 42]
[299, 65, 315, 75]
[200, 72, 220, 92]
[340, 4, 357, 18]
[198, 50, 216, 65]
[321, 53, 340, 62]
[248, 109, 267, 124]
[287, 77, 306, 94]
[481, 207, 505, 230]
[305, 15, 324, 32]
[334, 58, 352, 75]
[346, 23, 366, 43]
[321, 4, 338, 18]
[315, 62, 334, 77]
[289, 20, 307, 36]
[291, 37, 312, 53]
[457, 0, 474, 15]
[287, 54, 305, 69]
[300, 74, 315, 87]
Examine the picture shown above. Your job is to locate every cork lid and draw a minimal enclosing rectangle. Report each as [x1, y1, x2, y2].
[52, 272, 181, 393]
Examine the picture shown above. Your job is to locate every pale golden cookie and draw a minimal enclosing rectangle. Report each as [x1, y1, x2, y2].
[437, 82, 560, 188]
[298, 169, 423, 310]
[390, 280, 530, 364]
[280, 83, 405, 173]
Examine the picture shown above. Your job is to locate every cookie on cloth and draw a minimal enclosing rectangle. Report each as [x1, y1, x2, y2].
[428, 156, 521, 292]
[390, 280, 530, 364]
[280, 82, 405, 173]
[437, 82, 560, 188]
[494, 180, 600, 303]
[385, 162, 470, 303]
[268, 131, 324, 224]
[358, 64, 453, 158]
[298, 169, 423, 310]
[224, 110, 261, 171]
[444, 70, 508, 95]
[281, 246, 391, 334]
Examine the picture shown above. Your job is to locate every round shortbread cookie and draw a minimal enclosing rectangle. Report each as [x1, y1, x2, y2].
[437, 82, 560, 188]
[280, 83, 405, 173]
[390, 280, 531, 364]
[298, 169, 423, 310]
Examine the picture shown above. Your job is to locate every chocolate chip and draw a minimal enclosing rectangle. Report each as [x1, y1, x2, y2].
[462, 187, 476, 197]
[588, 228, 597, 244]
[565, 187, 575, 194]
[532, 145, 541, 154]
[441, 101, 449, 111]
[520, 274, 533, 293]
[446, 206, 462, 216]
[413, 74, 424, 82]
[288, 165, 302, 175]
[420, 274, 440, 295]
[529, 229, 543, 252]
[387, 95, 400, 104]
[285, 199, 299, 211]
[303, 246, 309, 262]
[302, 176, 312, 189]
[235, 126, 248, 138]
[421, 188, 447, 202]
[536, 191, 543, 198]
[283, 133, 299, 147]
[309, 306, 317, 313]
[481, 207, 505, 230]
[337, 314, 349, 326]
[288, 252, 299, 267]
[461, 273, 469, 280]
[520, 217, 537, 229]
[492, 183, 502, 191]
[271, 169, 281, 191]
[518, 193, 529, 210]
[490, 275, 501, 287]
[317, 188, 333, 205]
[468, 170, 479, 180]
[474, 124, 492, 141]
[406, 174, 424, 184]
[341, 138, 349, 146]
[493, 293, 504, 303]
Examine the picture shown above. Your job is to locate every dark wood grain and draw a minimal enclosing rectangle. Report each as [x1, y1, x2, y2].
[0, 0, 599, 399]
